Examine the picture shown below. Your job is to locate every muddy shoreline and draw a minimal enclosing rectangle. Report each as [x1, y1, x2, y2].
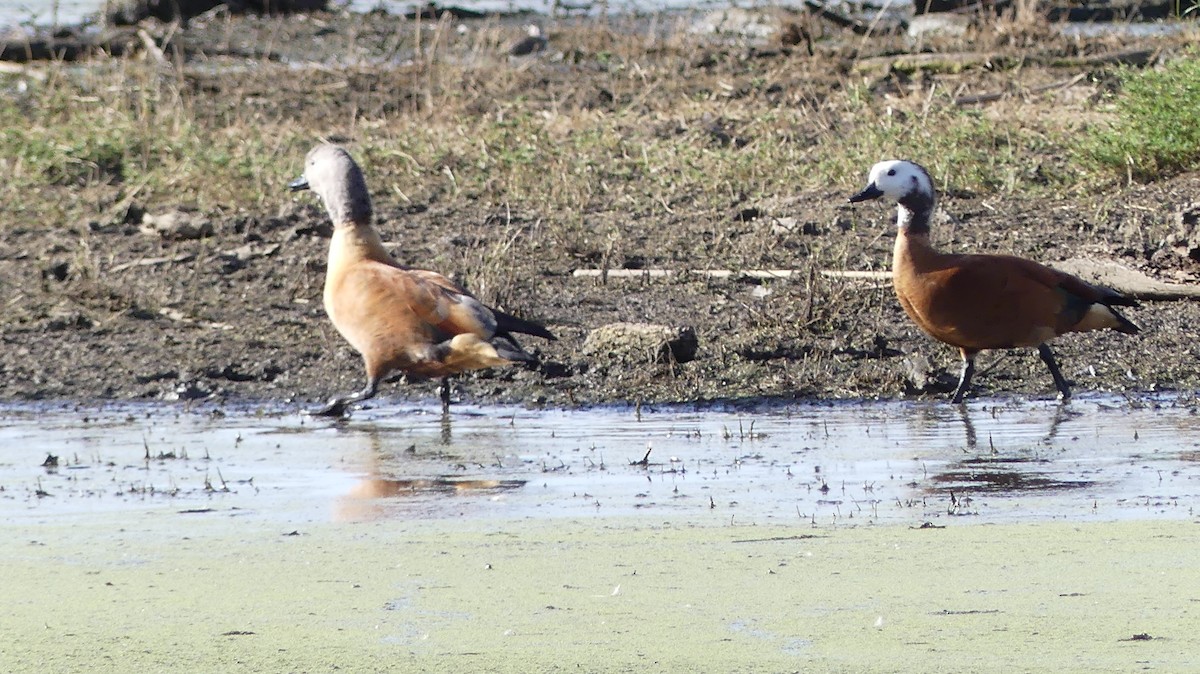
[3, 8, 1200, 411]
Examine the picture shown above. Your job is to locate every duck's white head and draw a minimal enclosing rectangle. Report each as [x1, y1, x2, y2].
[289, 144, 373, 226]
[848, 160, 934, 205]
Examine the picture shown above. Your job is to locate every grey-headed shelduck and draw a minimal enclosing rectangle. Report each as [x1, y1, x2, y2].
[849, 159, 1139, 403]
[290, 144, 555, 417]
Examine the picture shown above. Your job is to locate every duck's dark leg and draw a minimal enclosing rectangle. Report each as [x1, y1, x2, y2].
[439, 377, 452, 414]
[1038, 343, 1072, 401]
[307, 377, 379, 418]
[951, 349, 977, 404]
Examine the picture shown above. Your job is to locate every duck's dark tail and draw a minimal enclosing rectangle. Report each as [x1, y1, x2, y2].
[1103, 303, 1140, 335]
[1096, 286, 1140, 335]
[494, 308, 556, 341]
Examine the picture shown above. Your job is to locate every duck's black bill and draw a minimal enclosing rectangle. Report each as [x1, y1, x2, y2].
[288, 176, 310, 192]
[848, 184, 883, 203]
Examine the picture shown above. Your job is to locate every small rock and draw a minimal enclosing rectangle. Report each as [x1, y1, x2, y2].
[903, 353, 957, 394]
[228, 242, 280, 260]
[692, 8, 782, 42]
[508, 25, 547, 57]
[43, 308, 94, 331]
[164, 380, 211, 402]
[1168, 202, 1200, 263]
[772, 217, 821, 236]
[904, 353, 936, 390]
[41, 260, 70, 282]
[906, 14, 970, 40]
[770, 216, 799, 235]
[140, 210, 214, 241]
[583, 323, 698, 364]
[219, 242, 281, 272]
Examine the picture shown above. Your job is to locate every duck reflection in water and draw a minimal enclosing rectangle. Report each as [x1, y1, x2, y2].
[334, 421, 524, 522]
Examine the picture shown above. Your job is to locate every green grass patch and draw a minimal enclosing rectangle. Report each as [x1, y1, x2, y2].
[1083, 52, 1200, 182]
[0, 65, 301, 227]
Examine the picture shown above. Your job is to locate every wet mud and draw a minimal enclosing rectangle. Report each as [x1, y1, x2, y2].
[3, 11, 1200, 410]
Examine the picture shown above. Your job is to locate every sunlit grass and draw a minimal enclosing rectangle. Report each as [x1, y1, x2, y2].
[1082, 51, 1200, 182]
[0, 17, 1187, 236]
[0, 63, 302, 227]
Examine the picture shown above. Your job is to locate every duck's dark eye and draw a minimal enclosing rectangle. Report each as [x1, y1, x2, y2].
[886, 169, 896, 176]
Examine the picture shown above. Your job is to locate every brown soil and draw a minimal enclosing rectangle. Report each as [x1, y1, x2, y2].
[3, 9, 1199, 410]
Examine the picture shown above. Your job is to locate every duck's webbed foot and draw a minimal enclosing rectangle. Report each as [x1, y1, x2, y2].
[305, 378, 379, 418]
[307, 397, 352, 418]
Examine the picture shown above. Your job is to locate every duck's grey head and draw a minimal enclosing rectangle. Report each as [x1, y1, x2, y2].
[848, 160, 934, 205]
[289, 144, 372, 226]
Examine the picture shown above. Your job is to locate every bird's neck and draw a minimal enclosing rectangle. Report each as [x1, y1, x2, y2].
[896, 191, 934, 236]
[321, 185, 372, 227]
[893, 194, 944, 275]
[893, 226, 943, 271]
[328, 221, 393, 272]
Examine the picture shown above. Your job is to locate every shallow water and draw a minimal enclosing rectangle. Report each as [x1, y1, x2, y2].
[3, 395, 1198, 528]
[0, 0, 733, 30]
[0, 0, 96, 29]
[1056, 20, 1193, 37]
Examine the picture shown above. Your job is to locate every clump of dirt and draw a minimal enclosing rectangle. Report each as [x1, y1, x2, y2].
[2, 9, 1199, 410]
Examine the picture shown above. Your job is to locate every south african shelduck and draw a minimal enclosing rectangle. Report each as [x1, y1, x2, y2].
[290, 144, 555, 417]
[849, 159, 1139, 403]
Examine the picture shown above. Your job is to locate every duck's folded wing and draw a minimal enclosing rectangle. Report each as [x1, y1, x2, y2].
[914, 254, 1128, 347]
[1049, 266, 1139, 308]
[391, 268, 498, 339]
[999, 255, 1140, 334]
[399, 268, 554, 340]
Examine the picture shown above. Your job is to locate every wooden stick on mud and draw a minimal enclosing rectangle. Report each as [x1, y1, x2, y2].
[954, 72, 1089, 106]
[0, 62, 47, 79]
[109, 253, 196, 273]
[571, 268, 891, 281]
[574, 260, 1200, 301]
[854, 48, 1160, 78]
[802, 0, 876, 35]
[137, 28, 169, 66]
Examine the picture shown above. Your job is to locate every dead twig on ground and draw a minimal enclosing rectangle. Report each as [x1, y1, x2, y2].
[954, 72, 1089, 106]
